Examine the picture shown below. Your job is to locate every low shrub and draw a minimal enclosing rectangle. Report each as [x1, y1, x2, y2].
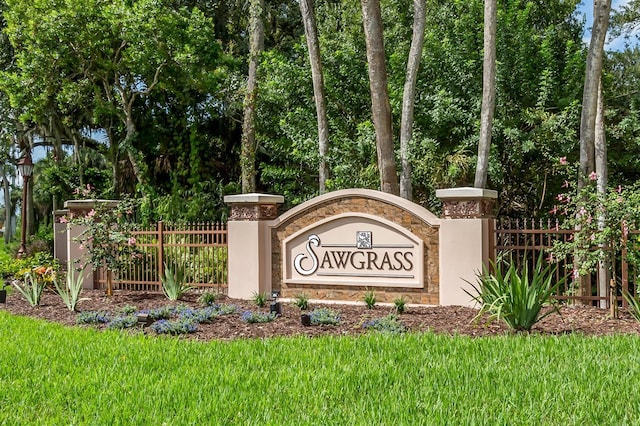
[310, 308, 341, 325]
[198, 292, 218, 307]
[107, 315, 138, 330]
[363, 315, 406, 335]
[241, 311, 276, 323]
[77, 311, 110, 325]
[150, 318, 198, 335]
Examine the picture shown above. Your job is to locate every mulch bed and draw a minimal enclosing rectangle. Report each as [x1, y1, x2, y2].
[3, 289, 640, 340]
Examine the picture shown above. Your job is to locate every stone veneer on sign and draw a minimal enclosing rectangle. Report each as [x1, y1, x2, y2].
[269, 189, 440, 305]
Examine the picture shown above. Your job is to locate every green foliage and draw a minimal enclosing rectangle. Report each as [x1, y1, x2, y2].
[363, 290, 376, 309]
[309, 308, 341, 325]
[53, 266, 87, 312]
[67, 196, 142, 277]
[198, 292, 219, 307]
[293, 293, 310, 310]
[12, 272, 45, 307]
[393, 296, 407, 314]
[623, 291, 640, 322]
[549, 179, 640, 278]
[467, 253, 562, 331]
[363, 315, 406, 335]
[241, 311, 277, 324]
[118, 305, 138, 315]
[107, 315, 138, 330]
[252, 291, 268, 308]
[160, 262, 193, 301]
[150, 318, 198, 335]
[76, 311, 109, 325]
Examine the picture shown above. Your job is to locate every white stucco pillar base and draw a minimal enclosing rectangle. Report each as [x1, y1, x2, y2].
[436, 187, 497, 307]
[224, 193, 284, 300]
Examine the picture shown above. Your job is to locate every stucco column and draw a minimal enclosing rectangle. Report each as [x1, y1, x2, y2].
[53, 209, 69, 266]
[63, 199, 120, 289]
[436, 187, 497, 306]
[224, 193, 284, 299]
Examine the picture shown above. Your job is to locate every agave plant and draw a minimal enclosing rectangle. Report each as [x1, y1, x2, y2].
[161, 262, 193, 301]
[466, 252, 563, 331]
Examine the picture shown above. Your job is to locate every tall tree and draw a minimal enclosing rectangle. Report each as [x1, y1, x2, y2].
[474, 0, 497, 189]
[299, 0, 330, 194]
[360, 0, 399, 195]
[399, 0, 426, 200]
[595, 77, 608, 308]
[241, 0, 265, 193]
[579, 0, 611, 186]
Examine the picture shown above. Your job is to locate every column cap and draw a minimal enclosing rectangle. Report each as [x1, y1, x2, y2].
[435, 187, 497, 200]
[224, 193, 284, 204]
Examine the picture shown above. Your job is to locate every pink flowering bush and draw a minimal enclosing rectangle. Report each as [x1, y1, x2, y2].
[67, 194, 142, 295]
[548, 167, 640, 280]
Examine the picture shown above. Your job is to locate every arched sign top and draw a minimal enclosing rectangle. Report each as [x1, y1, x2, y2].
[271, 188, 440, 228]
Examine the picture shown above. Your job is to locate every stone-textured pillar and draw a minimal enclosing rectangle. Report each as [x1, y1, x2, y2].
[224, 193, 284, 299]
[436, 187, 497, 306]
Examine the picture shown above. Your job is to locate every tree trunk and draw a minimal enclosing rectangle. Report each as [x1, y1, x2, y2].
[474, 0, 497, 189]
[595, 77, 609, 309]
[2, 165, 12, 244]
[578, 0, 611, 302]
[579, 0, 611, 188]
[399, 0, 426, 200]
[241, 0, 265, 194]
[300, 0, 330, 194]
[361, 0, 399, 195]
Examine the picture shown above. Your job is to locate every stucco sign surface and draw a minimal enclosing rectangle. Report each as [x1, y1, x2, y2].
[283, 213, 424, 288]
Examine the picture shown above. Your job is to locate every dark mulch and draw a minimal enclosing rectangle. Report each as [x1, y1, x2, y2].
[2, 289, 640, 340]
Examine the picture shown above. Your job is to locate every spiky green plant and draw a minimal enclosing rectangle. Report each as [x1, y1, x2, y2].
[13, 272, 45, 307]
[53, 266, 87, 311]
[161, 263, 193, 301]
[466, 253, 563, 331]
[363, 290, 376, 309]
[623, 290, 640, 322]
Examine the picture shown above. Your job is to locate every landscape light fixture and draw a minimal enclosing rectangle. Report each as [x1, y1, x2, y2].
[270, 290, 281, 316]
[17, 153, 33, 258]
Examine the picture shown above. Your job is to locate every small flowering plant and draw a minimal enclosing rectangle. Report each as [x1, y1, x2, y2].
[64, 191, 142, 295]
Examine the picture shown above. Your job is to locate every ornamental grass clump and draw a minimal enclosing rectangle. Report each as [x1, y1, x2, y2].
[623, 291, 640, 322]
[310, 308, 341, 325]
[53, 266, 86, 311]
[363, 314, 406, 335]
[363, 290, 376, 309]
[161, 262, 193, 301]
[466, 252, 563, 332]
[393, 297, 407, 314]
[13, 272, 45, 307]
[294, 293, 310, 310]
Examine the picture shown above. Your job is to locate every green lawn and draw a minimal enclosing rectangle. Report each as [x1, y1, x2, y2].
[2, 311, 640, 425]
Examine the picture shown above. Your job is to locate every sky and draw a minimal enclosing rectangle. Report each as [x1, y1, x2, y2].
[578, 0, 640, 51]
